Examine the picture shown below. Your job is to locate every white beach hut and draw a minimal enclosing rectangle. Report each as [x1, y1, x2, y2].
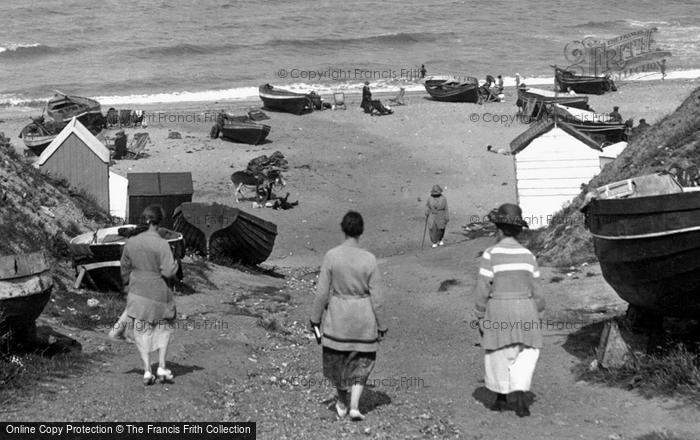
[38, 118, 111, 211]
[509, 120, 607, 228]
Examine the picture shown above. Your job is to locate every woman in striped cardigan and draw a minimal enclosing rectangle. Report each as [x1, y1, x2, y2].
[474, 203, 545, 417]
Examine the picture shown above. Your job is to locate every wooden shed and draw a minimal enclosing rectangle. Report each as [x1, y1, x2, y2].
[127, 172, 193, 228]
[510, 120, 604, 228]
[38, 117, 110, 211]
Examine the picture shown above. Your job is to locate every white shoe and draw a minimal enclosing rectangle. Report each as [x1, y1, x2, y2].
[349, 409, 365, 421]
[438, 241, 444, 246]
[431, 243, 438, 248]
[156, 367, 174, 383]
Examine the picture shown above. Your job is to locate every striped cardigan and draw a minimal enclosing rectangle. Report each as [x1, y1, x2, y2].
[474, 236, 545, 349]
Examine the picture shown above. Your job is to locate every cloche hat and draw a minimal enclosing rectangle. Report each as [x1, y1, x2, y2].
[488, 203, 528, 228]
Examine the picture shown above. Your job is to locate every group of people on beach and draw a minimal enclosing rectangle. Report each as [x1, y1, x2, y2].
[310, 186, 544, 420]
[110, 190, 544, 420]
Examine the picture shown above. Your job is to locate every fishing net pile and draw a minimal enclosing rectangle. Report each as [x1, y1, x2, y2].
[246, 151, 289, 175]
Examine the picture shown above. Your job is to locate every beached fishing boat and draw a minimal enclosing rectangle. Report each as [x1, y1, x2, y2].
[68, 225, 184, 291]
[173, 202, 277, 264]
[423, 75, 480, 102]
[0, 251, 53, 344]
[258, 84, 313, 115]
[582, 174, 700, 317]
[213, 113, 271, 145]
[46, 91, 104, 128]
[554, 66, 616, 95]
[18, 120, 58, 155]
[549, 104, 628, 144]
[516, 86, 590, 119]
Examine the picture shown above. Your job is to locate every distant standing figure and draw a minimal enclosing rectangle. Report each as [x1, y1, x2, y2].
[496, 75, 504, 93]
[420, 64, 427, 79]
[310, 211, 387, 421]
[515, 73, 521, 88]
[113, 130, 127, 160]
[122, 205, 179, 386]
[660, 59, 666, 80]
[474, 203, 545, 417]
[425, 185, 449, 247]
[609, 106, 623, 123]
[361, 81, 372, 113]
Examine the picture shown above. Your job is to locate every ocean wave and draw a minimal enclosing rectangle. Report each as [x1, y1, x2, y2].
[266, 31, 457, 51]
[131, 42, 245, 58]
[0, 42, 71, 58]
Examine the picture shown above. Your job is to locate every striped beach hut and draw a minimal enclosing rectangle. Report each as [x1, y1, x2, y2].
[509, 119, 605, 228]
[37, 117, 110, 211]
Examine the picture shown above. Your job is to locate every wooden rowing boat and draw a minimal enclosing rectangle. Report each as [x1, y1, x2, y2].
[68, 225, 184, 291]
[18, 121, 57, 156]
[550, 104, 628, 144]
[215, 113, 271, 145]
[258, 84, 313, 115]
[423, 75, 480, 102]
[46, 91, 104, 127]
[173, 202, 277, 264]
[516, 87, 590, 120]
[582, 176, 700, 317]
[0, 251, 53, 344]
[554, 66, 616, 95]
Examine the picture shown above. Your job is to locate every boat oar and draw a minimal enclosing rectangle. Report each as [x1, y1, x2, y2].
[421, 216, 428, 250]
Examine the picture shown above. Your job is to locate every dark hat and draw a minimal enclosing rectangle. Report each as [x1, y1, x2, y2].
[115, 129, 125, 137]
[613, 106, 619, 110]
[430, 184, 443, 196]
[364, 81, 370, 85]
[488, 203, 528, 228]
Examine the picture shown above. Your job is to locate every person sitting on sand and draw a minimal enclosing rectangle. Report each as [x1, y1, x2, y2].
[310, 211, 388, 421]
[609, 106, 623, 123]
[113, 130, 128, 160]
[425, 185, 449, 247]
[361, 81, 372, 113]
[474, 203, 545, 418]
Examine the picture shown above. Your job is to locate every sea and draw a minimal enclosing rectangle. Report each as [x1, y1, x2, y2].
[1, 0, 699, 107]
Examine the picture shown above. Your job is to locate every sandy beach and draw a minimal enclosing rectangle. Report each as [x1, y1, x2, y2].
[1, 78, 700, 438]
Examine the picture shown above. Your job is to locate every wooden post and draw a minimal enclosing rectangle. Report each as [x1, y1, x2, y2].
[597, 320, 633, 369]
[74, 266, 87, 289]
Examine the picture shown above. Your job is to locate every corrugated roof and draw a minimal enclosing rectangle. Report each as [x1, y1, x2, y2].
[37, 117, 110, 165]
[127, 172, 194, 196]
[510, 120, 602, 154]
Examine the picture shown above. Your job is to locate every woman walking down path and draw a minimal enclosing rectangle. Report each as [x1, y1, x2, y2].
[121, 205, 180, 386]
[425, 184, 449, 248]
[310, 211, 388, 421]
[474, 203, 545, 417]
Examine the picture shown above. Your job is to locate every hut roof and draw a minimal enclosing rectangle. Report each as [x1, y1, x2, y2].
[37, 117, 110, 165]
[510, 119, 602, 155]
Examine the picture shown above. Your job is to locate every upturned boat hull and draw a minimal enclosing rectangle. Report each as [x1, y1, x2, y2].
[583, 191, 700, 317]
[221, 122, 271, 145]
[259, 84, 312, 115]
[173, 202, 277, 264]
[0, 252, 53, 344]
[68, 225, 184, 291]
